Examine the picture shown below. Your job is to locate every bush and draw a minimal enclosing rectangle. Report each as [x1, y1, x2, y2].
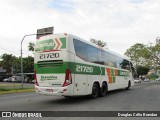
[148, 73, 159, 80]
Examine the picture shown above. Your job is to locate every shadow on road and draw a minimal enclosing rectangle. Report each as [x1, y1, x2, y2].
[45, 88, 131, 105]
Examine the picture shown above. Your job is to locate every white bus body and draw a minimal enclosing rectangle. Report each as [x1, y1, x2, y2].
[34, 33, 134, 98]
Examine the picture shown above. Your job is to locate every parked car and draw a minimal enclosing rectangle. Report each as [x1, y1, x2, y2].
[24, 74, 34, 83]
[134, 79, 141, 83]
[12, 75, 22, 82]
[3, 77, 12, 82]
[156, 77, 160, 82]
[144, 78, 150, 82]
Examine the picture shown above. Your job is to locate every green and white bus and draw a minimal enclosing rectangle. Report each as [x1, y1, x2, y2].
[34, 33, 134, 98]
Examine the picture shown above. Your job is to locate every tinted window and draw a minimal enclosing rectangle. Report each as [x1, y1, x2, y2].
[73, 39, 87, 61]
[107, 53, 116, 67]
[98, 49, 105, 65]
[116, 57, 124, 68]
[120, 59, 131, 71]
[87, 45, 98, 63]
[73, 39, 129, 69]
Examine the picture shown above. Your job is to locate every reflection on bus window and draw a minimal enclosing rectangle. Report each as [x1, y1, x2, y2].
[120, 59, 131, 71]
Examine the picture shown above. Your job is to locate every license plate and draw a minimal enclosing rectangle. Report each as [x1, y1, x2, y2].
[46, 89, 53, 92]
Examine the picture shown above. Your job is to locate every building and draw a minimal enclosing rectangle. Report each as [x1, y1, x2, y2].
[0, 67, 6, 81]
[0, 67, 6, 75]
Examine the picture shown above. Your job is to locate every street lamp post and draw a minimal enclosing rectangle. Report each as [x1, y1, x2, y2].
[20, 31, 53, 88]
[20, 34, 37, 88]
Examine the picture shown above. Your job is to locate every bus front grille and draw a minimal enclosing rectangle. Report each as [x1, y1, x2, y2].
[37, 60, 63, 68]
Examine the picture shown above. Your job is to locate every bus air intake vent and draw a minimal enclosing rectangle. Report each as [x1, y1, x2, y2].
[37, 60, 63, 68]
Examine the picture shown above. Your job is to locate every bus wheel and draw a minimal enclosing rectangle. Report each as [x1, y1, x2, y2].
[126, 81, 131, 90]
[99, 82, 107, 97]
[90, 83, 99, 99]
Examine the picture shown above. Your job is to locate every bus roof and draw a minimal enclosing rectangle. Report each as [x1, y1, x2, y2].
[38, 33, 131, 62]
[67, 34, 131, 62]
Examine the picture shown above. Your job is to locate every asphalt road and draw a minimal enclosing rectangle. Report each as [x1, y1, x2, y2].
[0, 81, 160, 120]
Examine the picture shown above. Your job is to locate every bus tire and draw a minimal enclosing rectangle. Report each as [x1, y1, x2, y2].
[126, 81, 131, 90]
[99, 82, 108, 97]
[90, 83, 99, 99]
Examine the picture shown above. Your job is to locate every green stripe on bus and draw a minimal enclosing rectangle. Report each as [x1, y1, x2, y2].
[69, 62, 105, 75]
[118, 70, 129, 76]
[112, 76, 115, 83]
[59, 38, 66, 49]
[35, 61, 128, 77]
[35, 62, 105, 75]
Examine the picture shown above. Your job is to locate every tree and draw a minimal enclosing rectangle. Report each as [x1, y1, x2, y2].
[137, 66, 149, 76]
[90, 38, 107, 47]
[10, 57, 21, 74]
[14, 56, 34, 73]
[150, 41, 160, 69]
[0, 54, 17, 74]
[141, 39, 160, 69]
[0, 54, 34, 74]
[28, 42, 35, 52]
[124, 43, 149, 68]
[23, 56, 34, 73]
[125, 37, 160, 70]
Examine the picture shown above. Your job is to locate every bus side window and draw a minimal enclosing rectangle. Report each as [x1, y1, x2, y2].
[120, 59, 131, 71]
[104, 51, 109, 66]
[107, 52, 116, 67]
[87, 45, 98, 63]
[73, 39, 88, 61]
[98, 49, 105, 65]
[116, 57, 123, 69]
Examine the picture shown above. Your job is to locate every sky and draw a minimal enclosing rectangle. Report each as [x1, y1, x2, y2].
[0, 0, 160, 57]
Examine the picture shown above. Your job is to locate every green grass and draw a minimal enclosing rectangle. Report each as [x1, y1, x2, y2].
[0, 83, 35, 94]
[0, 83, 24, 87]
[0, 88, 35, 94]
[0, 88, 11, 91]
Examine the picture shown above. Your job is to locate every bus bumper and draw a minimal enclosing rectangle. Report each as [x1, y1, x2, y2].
[35, 85, 73, 96]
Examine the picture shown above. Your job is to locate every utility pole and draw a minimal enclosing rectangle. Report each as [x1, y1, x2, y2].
[20, 27, 53, 88]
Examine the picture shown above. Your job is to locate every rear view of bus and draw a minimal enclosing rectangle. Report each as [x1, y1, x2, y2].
[34, 34, 73, 96]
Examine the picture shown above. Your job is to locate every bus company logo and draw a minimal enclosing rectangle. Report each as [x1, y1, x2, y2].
[36, 39, 54, 47]
[40, 75, 57, 81]
[35, 37, 66, 52]
[35, 39, 54, 52]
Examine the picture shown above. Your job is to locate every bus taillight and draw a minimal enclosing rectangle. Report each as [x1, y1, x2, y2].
[34, 70, 39, 86]
[62, 69, 72, 87]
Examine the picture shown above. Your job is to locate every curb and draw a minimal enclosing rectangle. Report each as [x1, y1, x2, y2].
[0, 89, 35, 95]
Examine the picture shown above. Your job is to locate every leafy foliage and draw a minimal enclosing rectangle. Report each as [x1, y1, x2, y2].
[28, 42, 35, 52]
[0, 54, 16, 74]
[125, 43, 149, 67]
[0, 54, 34, 74]
[136, 66, 149, 76]
[23, 56, 34, 73]
[90, 38, 107, 47]
[125, 40, 160, 69]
